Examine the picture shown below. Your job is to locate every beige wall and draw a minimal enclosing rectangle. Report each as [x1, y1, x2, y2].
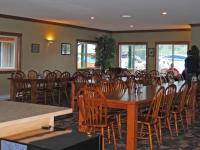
[0, 17, 108, 96]
[191, 26, 200, 48]
[0, 17, 192, 97]
[112, 31, 191, 71]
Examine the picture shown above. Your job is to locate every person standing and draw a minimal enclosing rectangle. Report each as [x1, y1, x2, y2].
[185, 49, 199, 81]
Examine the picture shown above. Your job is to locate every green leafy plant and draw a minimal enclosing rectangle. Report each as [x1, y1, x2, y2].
[95, 35, 116, 70]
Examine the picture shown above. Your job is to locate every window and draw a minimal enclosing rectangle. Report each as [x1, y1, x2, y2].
[0, 33, 21, 72]
[119, 44, 147, 70]
[77, 41, 96, 69]
[156, 43, 188, 74]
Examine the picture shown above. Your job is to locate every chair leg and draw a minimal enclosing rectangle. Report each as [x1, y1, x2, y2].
[148, 124, 153, 150]
[179, 113, 185, 132]
[158, 118, 162, 144]
[107, 126, 111, 144]
[111, 123, 117, 150]
[173, 113, 179, 136]
[166, 117, 173, 137]
[154, 124, 160, 145]
[101, 127, 105, 150]
[116, 113, 122, 140]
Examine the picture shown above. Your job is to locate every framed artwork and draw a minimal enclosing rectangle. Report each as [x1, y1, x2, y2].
[31, 43, 40, 53]
[61, 43, 71, 55]
[148, 48, 155, 57]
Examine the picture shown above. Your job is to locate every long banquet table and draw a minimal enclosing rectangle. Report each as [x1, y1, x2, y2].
[8, 78, 47, 103]
[78, 81, 185, 150]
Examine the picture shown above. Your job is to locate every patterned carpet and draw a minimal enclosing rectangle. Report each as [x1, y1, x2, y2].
[54, 108, 200, 150]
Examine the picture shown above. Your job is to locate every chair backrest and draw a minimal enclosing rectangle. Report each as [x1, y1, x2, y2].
[60, 71, 71, 80]
[126, 75, 136, 94]
[176, 82, 189, 112]
[14, 75, 25, 91]
[27, 69, 38, 79]
[149, 70, 159, 77]
[54, 70, 62, 78]
[45, 72, 57, 89]
[78, 86, 108, 126]
[176, 74, 184, 81]
[109, 78, 127, 99]
[43, 70, 51, 78]
[90, 72, 102, 83]
[185, 82, 198, 109]
[98, 79, 111, 97]
[147, 86, 165, 123]
[161, 84, 177, 116]
[159, 75, 168, 84]
[11, 71, 26, 78]
[73, 74, 89, 94]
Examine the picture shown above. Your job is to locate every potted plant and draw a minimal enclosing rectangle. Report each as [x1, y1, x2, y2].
[95, 35, 116, 70]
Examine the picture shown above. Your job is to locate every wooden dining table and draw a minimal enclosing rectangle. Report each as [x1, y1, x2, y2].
[77, 81, 185, 150]
[8, 78, 46, 103]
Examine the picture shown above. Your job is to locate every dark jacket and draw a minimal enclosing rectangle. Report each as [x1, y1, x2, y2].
[185, 55, 199, 74]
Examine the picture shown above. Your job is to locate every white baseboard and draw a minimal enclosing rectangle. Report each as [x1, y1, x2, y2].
[0, 95, 9, 100]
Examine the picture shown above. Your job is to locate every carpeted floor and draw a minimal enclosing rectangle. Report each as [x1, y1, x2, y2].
[55, 108, 200, 150]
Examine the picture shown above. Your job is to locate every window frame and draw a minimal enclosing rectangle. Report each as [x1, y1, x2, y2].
[155, 41, 189, 71]
[76, 39, 97, 70]
[118, 42, 148, 70]
[0, 32, 22, 73]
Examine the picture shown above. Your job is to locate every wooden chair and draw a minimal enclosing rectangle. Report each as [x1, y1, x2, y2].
[27, 69, 38, 79]
[14, 76, 31, 102]
[184, 82, 198, 127]
[36, 72, 57, 105]
[97, 79, 123, 140]
[109, 78, 127, 99]
[11, 71, 26, 78]
[159, 84, 176, 143]
[159, 75, 168, 84]
[43, 70, 51, 78]
[176, 74, 184, 81]
[77, 86, 117, 150]
[54, 70, 62, 78]
[71, 74, 89, 110]
[137, 87, 165, 150]
[171, 82, 189, 136]
[56, 71, 71, 105]
[126, 75, 136, 94]
[149, 70, 159, 77]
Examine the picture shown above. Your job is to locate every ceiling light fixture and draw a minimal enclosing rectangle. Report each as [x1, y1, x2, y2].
[162, 11, 167, 15]
[121, 15, 132, 18]
[90, 16, 95, 20]
[130, 25, 134, 28]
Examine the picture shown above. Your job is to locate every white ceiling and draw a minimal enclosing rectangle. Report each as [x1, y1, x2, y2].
[0, 0, 200, 31]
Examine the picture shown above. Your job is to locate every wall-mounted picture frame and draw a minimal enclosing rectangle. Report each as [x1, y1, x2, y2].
[31, 43, 40, 53]
[148, 48, 155, 57]
[61, 43, 71, 55]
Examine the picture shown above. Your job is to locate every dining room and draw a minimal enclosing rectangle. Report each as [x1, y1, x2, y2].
[0, 0, 200, 149]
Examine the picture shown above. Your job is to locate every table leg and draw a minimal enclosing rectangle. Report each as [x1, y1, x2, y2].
[9, 79, 16, 101]
[126, 103, 137, 150]
[31, 81, 37, 103]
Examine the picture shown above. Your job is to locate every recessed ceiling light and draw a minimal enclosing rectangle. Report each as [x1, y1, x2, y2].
[162, 11, 167, 15]
[121, 15, 132, 18]
[130, 25, 134, 28]
[90, 16, 95, 20]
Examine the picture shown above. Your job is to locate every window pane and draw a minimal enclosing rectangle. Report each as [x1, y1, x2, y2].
[157, 43, 188, 74]
[77, 41, 96, 69]
[134, 45, 146, 70]
[173, 44, 188, 73]
[157, 44, 172, 72]
[119, 44, 146, 70]
[120, 45, 129, 68]
[0, 40, 16, 69]
[86, 44, 96, 68]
